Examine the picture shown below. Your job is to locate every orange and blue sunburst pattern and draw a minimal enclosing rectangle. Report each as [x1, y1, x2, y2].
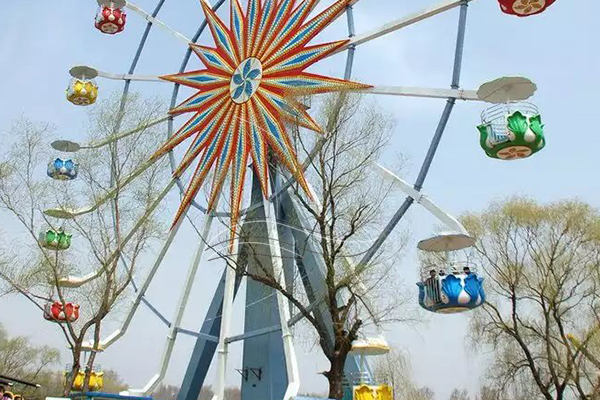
[153, 0, 370, 244]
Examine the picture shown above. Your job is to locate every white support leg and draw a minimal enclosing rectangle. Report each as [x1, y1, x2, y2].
[211, 238, 238, 400]
[127, 211, 216, 395]
[263, 197, 300, 400]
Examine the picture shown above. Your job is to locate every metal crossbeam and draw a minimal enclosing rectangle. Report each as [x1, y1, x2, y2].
[225, 325, 282, 344]
[141, 297, 170, 326]
[176, 328, 219, 343]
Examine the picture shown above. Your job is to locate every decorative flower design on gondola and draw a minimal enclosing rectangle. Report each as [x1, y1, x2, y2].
[498, 0, 556, 16]
[66, 78, 98, 106]
[47, 158, 78, 180]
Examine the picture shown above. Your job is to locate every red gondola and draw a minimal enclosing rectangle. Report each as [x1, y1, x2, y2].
[43, 301, 80, 323]
[498, 0, 556, 17]
[95, 1, 127, 34]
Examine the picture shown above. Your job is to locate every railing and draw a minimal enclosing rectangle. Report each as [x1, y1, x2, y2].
[343, 371, 375, 386]
[419, 261, 477, 281]
[480, 101, 539, 145]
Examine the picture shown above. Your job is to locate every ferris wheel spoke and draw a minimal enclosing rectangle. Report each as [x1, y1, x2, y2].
[125, 2, 192, 45]
[52, 115, 170, 153]
[43, 152, 168, 219]
[366, 85, 481, 101]
[56, 179, 177, 288]
[130, 209, 218, 395]
[96, 69, 163, 82]
[358, 3, 472, 270]
[373, 164, 470, 235]
[330, 0, 474, 58]
[89, 210, 189, 353]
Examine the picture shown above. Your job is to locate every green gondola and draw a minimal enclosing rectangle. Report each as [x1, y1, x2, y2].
[478, 103, 545, 160]
[39, 228, 72, 250]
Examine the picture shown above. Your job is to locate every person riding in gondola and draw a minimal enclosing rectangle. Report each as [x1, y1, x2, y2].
[425, 269, 441, 304]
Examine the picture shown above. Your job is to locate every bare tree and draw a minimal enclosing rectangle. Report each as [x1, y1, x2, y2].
[0, 323, 60, 398]
[0, 92, 168, 395]
[448, 389, 471, 400]
[220, 93, 411, 399]
[464, 198, 600, 400]
[223, 387, 241, 400]
[419, 387, 436, 400]
[373, 348, 435, 400]
[152, 384, 181, 400]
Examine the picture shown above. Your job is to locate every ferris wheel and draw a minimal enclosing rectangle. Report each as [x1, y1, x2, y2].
[42, 0, 553, 399]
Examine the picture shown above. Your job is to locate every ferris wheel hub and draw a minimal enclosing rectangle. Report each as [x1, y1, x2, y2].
[230, 58, 263, 104]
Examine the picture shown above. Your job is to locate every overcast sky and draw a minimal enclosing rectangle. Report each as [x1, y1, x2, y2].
[1, 0, 599, 399]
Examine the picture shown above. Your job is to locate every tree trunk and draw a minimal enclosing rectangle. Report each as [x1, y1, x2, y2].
[64, 358, 80, 396]
[83, 351, 98, 392]
[326, 356, 346, 400]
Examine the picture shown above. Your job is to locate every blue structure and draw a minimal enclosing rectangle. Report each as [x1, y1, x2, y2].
[417, 273, 485, 314]
[47, 158, 78, 180]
